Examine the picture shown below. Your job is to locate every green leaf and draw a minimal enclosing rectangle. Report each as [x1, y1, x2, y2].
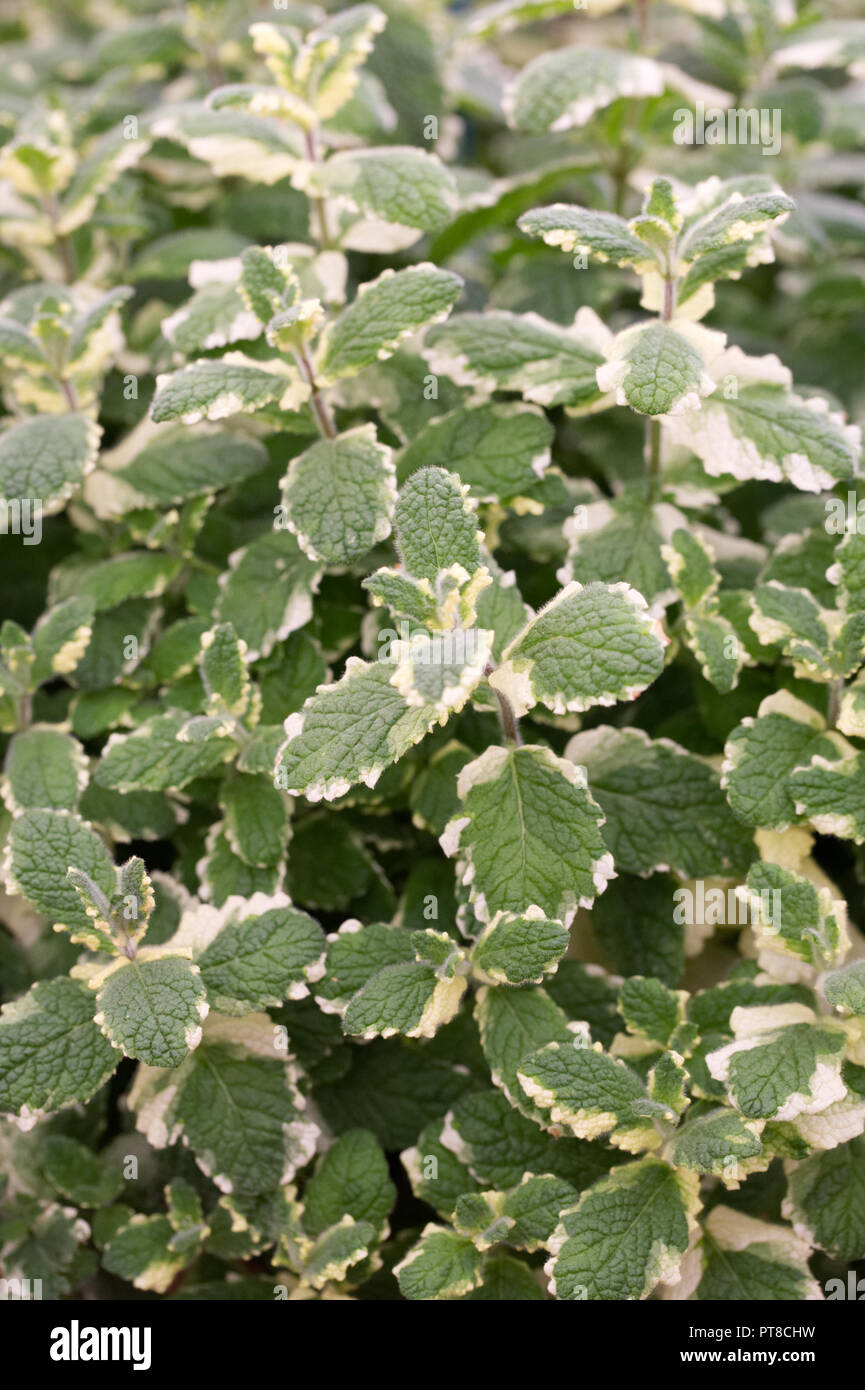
[130, 1015, 318, 1196]
[707, 1010, 847, 1120]
[0, 413, 101, 513]
[314, 920, 415, 1015]
[686, 1206, 821, 1301]
[280, 424, 396, 564]
[547, 1158, 700, 1300]
[151, 356, 306, 424]
[342, 960, 467, 1041]
[299, 1215, 376, 1288]
[2, 727, 87, 812]
[102, 1213, 186, 1293]
[475, 983, 571, 1115]
[150, 106, 303, 184]
[308, 147, 457, 234]
[4, 807, 115, 933]
[0, 976, 118, 1127]
[722, 692, 841, 830]
[442, 744, 611, 925]
[302, 1129, 396, 1240]
[217, 531, 323, 662]
[517, 1040, 656, 1148]
[783, 1137, 865, 1261]
[219, 775, 289, 869]
[566, 725, 755, 877]
[187, 894, 325, 1014]
[316, 264, 463, 385]
[597, 321, 717, 417]
[670, 1108, 764, 1178]
[95, 709, 237, 793]
[821, 961, 865, 1016]
[504, 47, 664, 132]
[200, 622, 250, 717]
[275, 657, 445, 801]
[93, 951, 208, 1067]
[789, 749, 865, 844]
[470, 909, 569, 987]
[492, 581, 666, 717]
[743, 860, 846, 969]
[116, 431, 268, 506]
[31, 597, 95, 684]
[519, 204, 659, 269]
[424, 308, 609, 410]
[395, 1225, 483, 1300]
[397, 403, 553, 502]
[619, 976, 684, 1048]
[393, 466, 483, 582]
[39, 1135, 124, 1208]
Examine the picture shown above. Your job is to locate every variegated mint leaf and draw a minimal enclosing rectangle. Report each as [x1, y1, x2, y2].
[683, 610, 744, 694]
[596, 321, 719, 417]
[0, 976, 118, 1129]
[750, 580, 864, 680]
[176, 893, 325, 1014]
[275, 657, 447, 801]
[92, 949, 208, 1067]
[662, 527, 720, 609]
[442, 744, 611, 925]
[130, 1014, 318, 1195]
[401, 1118, 480, 1220]
[783, 1137, 865, 1262]
[389, 627, 491, 716]
[280, 424, 395, 564]
[299, 1216, 376, 1289]
[315, 264, 462, 385]
[492, 581, 665, 718]
[342, 959, 467, 1041]
[722, 692, 842, 830]
[4, 807, 115, 934]
[500, 1173, 580, 1252]
[2, 726, 87, 813]
[518, 204, 660, 269]
[560, 497, 681, 610]
[424, 308, 610, 410]
[149, 107, 304, 184]
[162, 282, 260, 355]
[395, 1224, 483, 1300]
[306, 147, 457, 236]
[151, 356, 308, 424]
[679, 190, 794, 263]
[517, 1040, 657, 1150]
[303, 1129, 395, 1240]
[0, 413, 101, 514]
[829, 524, 865, 612]
[470, 908, 569, 987]
[546, 1158, 700, 1300]
[475, 984, 571, 1118]
[102, 1212, 189, 1293]
[397, 403, 553, 504]
[95, 710, 237, 793]
[670, 1108, 764, 1179]
[618, 976, 686, 1048]
[30, 596, 94, 684]
[315, 920, 415, 1015]
[393, 466, 483, 581]
[363, 569, 440, 626]
[680, 1206, 821, 1301]
[239, 244, 299, 324]
[504, 47, 664, 132]
[200, 622, 251, 718]
[217, 531, 322, 662]
[219, 774, 289, 869]
[743, 860, 847, 972]
[115, 431, 268, 506]
[565, 726, 755, 878]
[790, 749, 865, 844]
[665, 350, 861, 492]
[300, 5, 387, 121]
[821, 961, 865, 1017]
[707, 1005, 847, 1120]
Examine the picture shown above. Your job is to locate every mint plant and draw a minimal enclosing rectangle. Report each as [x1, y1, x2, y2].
[1, 0, 865, 1303]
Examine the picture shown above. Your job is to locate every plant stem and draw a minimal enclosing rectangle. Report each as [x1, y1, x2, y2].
[295, 345, 337, 438]
[305, 128, 334, 249]
[828, 677, 844, 728]
[646, 416, 662, 504]
[635, 0, 651, 46]
[486, 662, 522, 746]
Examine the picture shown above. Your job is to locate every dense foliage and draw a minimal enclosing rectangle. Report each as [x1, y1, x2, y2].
[1, 0, 865, 1302]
